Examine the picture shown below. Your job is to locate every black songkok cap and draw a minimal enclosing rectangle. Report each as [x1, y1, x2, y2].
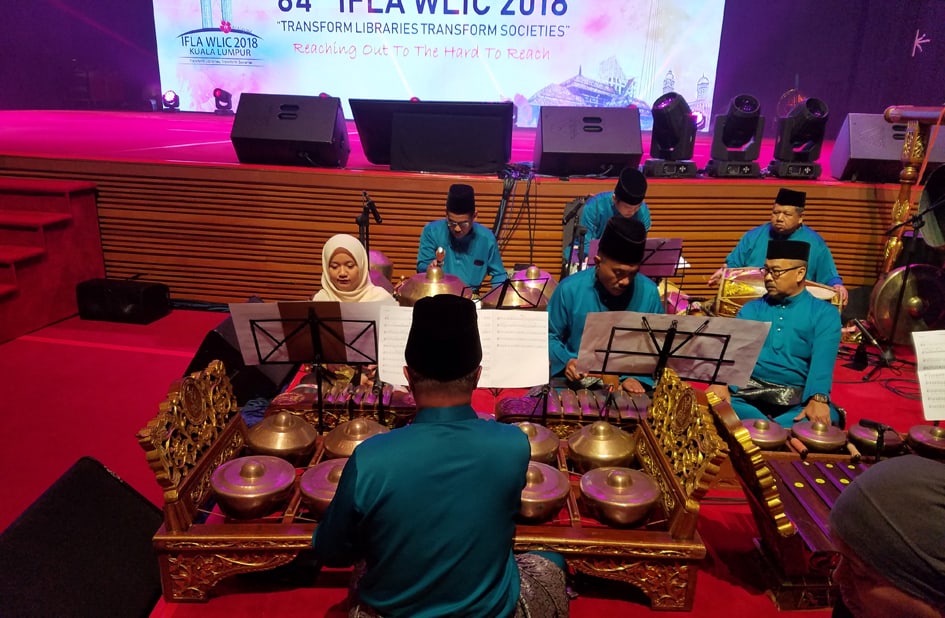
[405, 294, 482, 381]
[446, 183, 476, 215]
[775, 188, 806, 209]
[598, 216, 646, 265]
[766, 239, 810, 262]
[614, 167, 647, 206]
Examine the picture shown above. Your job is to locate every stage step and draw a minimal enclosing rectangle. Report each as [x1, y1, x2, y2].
[0, 244, 47, 264]
[0, 177, 104, 343]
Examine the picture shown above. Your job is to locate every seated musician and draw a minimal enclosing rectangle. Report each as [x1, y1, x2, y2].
[707, 240, 841, 428]
[312, 295, 569, 617]
[708, 188, 848, 304]
[549, 216, 664, 394]
[829, 454, 945, 618]
[312, 234, 395, 303]
[564, 167, 651, 262]
[416, 183, 508, 294]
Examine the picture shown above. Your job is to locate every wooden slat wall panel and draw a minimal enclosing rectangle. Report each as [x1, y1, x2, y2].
[0, 155, 905, 304]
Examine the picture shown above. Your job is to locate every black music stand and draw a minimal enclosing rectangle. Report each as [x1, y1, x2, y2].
[231, 301, 383, 432]
[639, 238, 684, 280]
[479, 275, 555, 309]
[576, 311, 768, 394]
[638, 237, 692, 313]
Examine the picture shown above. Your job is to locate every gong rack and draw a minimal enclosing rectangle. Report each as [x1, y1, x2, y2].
[138, 361, 727, 611]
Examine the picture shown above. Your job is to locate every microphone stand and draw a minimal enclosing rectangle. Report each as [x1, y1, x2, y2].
[356, 191, 383, 254]
[854, 318, 896, 381]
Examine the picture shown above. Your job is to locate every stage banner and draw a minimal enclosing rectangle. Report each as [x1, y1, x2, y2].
[154, 0, 726, 127]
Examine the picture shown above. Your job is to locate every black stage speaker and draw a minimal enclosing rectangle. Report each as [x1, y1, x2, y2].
[830, 112, 945, 183]
[76, 278, 171, 324]
[533, 106, 643, 177]
[231, 93, 350, 168]
[185, 303, 295, 404]
[0, 457, 163, 618]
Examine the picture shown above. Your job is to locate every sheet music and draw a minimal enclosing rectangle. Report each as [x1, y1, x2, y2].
[912, 330, 945, 371]
[911, 329, 945, 420]
[378, 306, 549, 388]
[229, 301, 390, 366]
[575, 311, 769, 387]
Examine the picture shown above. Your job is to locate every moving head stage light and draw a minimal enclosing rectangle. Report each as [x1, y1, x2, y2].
[643, 92, 698, 179]
[706, 94, 764, 178]
[768, 97, 829, 180]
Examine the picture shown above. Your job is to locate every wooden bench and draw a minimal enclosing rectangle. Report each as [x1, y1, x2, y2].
[138, 363, 727, 610]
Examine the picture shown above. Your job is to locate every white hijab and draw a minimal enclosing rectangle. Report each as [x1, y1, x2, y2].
[312, 234, 394, 303]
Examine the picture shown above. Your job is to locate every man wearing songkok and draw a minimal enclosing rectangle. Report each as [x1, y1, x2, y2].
[564, 166, 651, 261]
[709, 188, 848, 304]
[829, 455, 945, 618]
[549, 216, 664, 394]
[312, 295, 569, 618]
[707, 240, 842, 427]
[416, 183, 508, 293]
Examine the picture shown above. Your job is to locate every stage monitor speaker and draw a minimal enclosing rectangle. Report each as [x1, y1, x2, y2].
[830, 112, 945, 183]
[185, 301, 295, 404]
[533, 106, 642, 177]
[231, 93, 350, 168]
[0, 457, 163, 618]
[76, 278, 171, 324]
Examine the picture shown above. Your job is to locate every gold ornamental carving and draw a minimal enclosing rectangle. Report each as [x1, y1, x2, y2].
[646, 370, 728, 531]
[137, 360, 240, 501]
[881, 106, 945, 273]
[705, 391, 795, 537]
[568, 557, 693, 610]
[164, 551, 301, 601]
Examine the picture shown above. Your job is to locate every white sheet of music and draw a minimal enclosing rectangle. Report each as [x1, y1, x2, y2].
[378, 306, 549, 388]
[911, 329, 945, 420]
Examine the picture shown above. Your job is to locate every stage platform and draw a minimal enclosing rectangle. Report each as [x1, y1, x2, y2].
[0, 109, 905, 305]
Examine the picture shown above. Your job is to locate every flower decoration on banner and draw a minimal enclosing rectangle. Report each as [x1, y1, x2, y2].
[220, 20, 232, 34]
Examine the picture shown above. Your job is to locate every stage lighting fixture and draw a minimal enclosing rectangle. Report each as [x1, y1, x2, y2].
[768, 97, 829, 180]
[706, 94, 764, 178]
[643, 92, 698, 178]
[161, 90, 180, 111]
[692, 110, 707, 131]
[213, 88, 233, 114]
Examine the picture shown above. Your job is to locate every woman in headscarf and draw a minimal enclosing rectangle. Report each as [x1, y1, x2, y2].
[312, 234, 394, 303]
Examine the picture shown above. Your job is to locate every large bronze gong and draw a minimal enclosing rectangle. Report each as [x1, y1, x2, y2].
[869, 264, 945, 344]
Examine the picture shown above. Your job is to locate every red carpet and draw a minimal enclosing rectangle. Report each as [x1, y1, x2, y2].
[0, 309, 926, 617]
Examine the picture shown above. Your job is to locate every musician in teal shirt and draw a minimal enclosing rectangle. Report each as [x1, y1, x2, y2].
[417, 183, 507, 294]
[313, 295, 568, 618]
[708, 188, 848, 304]
[564, 167, 651, 262]
[707, 240, 842, 428]
[549, 217, 664, 393]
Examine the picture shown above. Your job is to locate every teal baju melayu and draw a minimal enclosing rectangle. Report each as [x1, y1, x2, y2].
[729, 289, 842, 427]
[547, 267, 664, 379]
[563, 191, 652, 260]
[312, 404, 530, 618]
[725, 223, 842, 287]
[417, 220, 507, 291]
